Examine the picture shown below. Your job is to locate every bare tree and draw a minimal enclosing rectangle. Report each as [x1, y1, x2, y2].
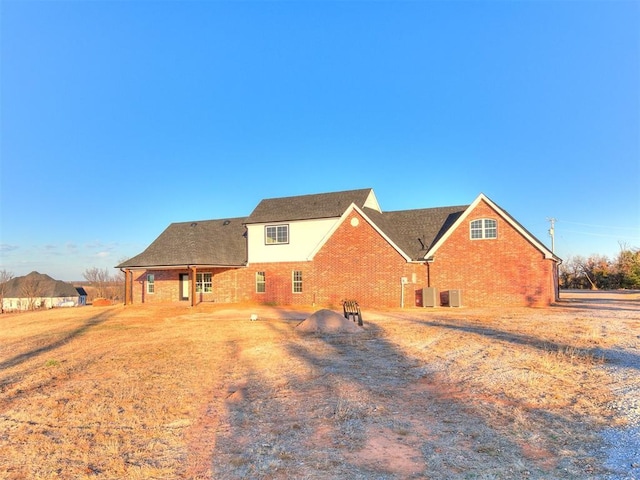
[106, 271, 124, 301]
[83, 267, 124, 300]
[83, 267, 111, 299]
[559, 256, 592, 289]
[564, 255, 600, 290]
[21, 274, 43, 310]
[0, 269, 14, 314]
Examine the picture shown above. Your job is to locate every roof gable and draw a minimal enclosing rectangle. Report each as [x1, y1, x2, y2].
[423, 193, 558, 261]
[306, 203, 413, 261]
[306, 202, 469, 262]
[245, 188, 379, 224]
[304, 193, 556, 264]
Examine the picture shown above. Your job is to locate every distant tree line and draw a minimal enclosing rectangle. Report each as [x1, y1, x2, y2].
[559, 246, 640, 290]
[82, 267, 124, 302]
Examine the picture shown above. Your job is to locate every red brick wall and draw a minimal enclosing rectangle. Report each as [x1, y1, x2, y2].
[212, 210, 425, 309]
[243, 262, 312, 306]
[428, 200, 556, 307]
[130, 270, 183, 304]
[310, 211, 425, 308]
[126, 202, 556, 308]
[130, 268, 248, 304]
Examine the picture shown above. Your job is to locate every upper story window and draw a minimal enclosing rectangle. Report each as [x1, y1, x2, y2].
[196, 272, 212, 293]
[146, 274, 155, 293]
[265, 224, 289, 245]
[470, 219, 497, 239]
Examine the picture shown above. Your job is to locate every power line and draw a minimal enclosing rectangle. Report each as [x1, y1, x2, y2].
[560, 220, 639, 231]
[561, 229, 640, 240]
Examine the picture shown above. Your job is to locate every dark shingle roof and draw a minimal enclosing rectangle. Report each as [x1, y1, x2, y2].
[364, 205, 468, 260]
[245, 188, 375, 224]
[115, 189, 474, 268]
[117, 217, 248, 268]
[3, 271, 82, 298]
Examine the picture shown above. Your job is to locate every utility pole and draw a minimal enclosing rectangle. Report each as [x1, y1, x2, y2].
[547, 217, 560, 301]
[547, 217, 556, 253]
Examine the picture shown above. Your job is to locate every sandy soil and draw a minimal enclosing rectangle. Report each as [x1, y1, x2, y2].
[0, 290, 638, 479]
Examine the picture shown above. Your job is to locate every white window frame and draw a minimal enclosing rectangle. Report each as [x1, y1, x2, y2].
[195, 272, 212, 293]
[256, 271, 266, 293]
[147, 274, 155, 294]
[292, 270, 302, 293]
[470, 218, 497, 240]
[265, 224, 289, 245]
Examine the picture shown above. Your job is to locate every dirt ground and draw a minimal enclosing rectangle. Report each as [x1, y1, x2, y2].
[0, 290, 638, 479]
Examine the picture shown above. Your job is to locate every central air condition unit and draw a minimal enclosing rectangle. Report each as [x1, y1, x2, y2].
[449, 289, 462, 307]
[423, 287, 438, 307]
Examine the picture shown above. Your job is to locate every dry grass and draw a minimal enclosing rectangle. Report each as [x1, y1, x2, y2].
[0, 291, 638, 479]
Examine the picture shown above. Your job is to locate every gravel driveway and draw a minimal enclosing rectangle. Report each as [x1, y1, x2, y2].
[561, 290, 639, 480]
[599, 348, 640, 479]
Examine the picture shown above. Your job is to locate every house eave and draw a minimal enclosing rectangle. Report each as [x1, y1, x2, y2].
[243, 215, 342, 226]
[117, 263, 246, 270]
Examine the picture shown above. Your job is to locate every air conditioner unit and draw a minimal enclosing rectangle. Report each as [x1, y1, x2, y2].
[449, 289, 462, 307]
[423, 287, 438, 307]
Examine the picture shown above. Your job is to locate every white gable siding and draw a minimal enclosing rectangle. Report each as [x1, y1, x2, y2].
[247, 217, 339, 263]
[363, 190, 381, 212]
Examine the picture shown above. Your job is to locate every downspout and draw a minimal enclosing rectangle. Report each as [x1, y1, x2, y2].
[425, 256, 434, 287]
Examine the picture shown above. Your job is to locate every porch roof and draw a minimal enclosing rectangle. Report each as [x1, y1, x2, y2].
[117, 217, 248, 269]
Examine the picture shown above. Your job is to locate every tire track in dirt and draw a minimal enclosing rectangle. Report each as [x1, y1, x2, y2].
[182, 340, 244, 479]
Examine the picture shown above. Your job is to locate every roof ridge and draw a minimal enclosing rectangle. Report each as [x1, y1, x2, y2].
[170, 216, 248, 226]
[381, 204, 469, 214]
[259, 188, 373, 203]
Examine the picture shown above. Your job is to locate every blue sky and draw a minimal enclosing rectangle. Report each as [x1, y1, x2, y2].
[1, 1, 639, 281]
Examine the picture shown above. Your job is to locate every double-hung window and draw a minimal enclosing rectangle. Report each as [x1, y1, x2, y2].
[470, 219, 497, 239]
[146, 274, 155, 294]
[196, 273, 212, 293]
[256, 271, 266, 293]
[292, 270, 303, 293]
[265, 224, 289, 245]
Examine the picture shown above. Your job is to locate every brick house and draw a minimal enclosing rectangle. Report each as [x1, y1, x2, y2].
[117, 188, 560, 308]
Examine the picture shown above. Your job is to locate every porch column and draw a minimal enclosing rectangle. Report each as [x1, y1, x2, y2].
[124, 269, 132, 305]
[190, 266, 197, 307]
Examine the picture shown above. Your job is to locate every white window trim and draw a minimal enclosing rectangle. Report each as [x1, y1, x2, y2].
[265, 224, 289, 245]
[195, 272, 212, 293]
[146, 274, 155, 294]
[470, 218, 497, 240]
[292, 270, 302, 293]
[256, 271, 266, 293]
